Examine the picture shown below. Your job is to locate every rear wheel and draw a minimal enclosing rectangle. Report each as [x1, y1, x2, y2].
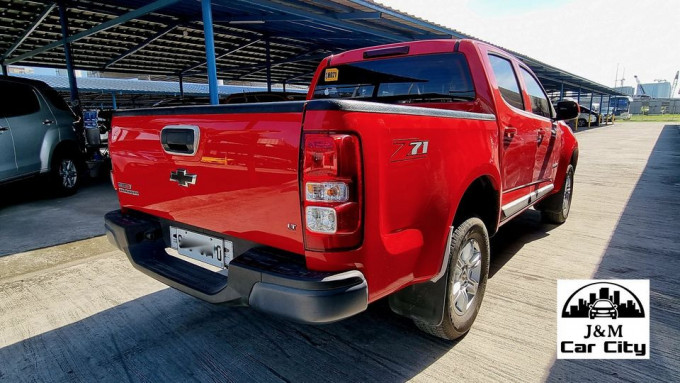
[539, 164, 574, 224]
[577, 119, 587, 127]
[51, 150, 81, 196]
[414, 217, 490, 340]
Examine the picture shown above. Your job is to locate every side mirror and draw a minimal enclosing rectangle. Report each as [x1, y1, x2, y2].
[555, 100, 580, 121]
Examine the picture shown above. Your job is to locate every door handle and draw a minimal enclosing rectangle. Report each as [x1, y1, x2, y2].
[43, 119, 54, 125]
[0, 126, 8, 132]
[504, 127, 517, 138]
[537, 130, 545, 145]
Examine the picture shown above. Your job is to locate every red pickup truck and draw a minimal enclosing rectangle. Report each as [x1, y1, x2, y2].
[105, 39, 579, 340]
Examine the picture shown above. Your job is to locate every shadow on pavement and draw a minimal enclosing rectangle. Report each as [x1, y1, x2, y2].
[0, 290, 458, 382]
[545, 125, 680, 382]
[0, 173, 119, 256]
[489, 209, 555, 278]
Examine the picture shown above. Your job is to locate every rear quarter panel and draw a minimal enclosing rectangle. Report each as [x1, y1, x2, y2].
[303, 101, 500, 301]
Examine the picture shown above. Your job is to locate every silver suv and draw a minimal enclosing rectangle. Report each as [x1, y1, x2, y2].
[0, 77, 81, 195]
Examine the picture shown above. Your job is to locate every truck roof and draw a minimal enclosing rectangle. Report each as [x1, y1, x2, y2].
[327, 39, 504, 66]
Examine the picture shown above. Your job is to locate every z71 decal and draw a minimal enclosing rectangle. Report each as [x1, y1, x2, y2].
[391, 139, 429, 162]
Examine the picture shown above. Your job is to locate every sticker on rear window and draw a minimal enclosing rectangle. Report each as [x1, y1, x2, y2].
[324, 68, 339, 82]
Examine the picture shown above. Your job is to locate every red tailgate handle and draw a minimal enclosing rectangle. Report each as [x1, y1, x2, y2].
[161, 125, 200, 156]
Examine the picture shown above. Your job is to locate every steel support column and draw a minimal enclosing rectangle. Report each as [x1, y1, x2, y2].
[179, 73, 184, 100]
[111, 92, 117, 109]
[587, 93, 594, 128]
[1, 63, 7, 76]
[266, 39, 272, 92]
[577, 88, 581, 103]
[560, 83, 564, 100]
[201, 0, 219, 105]
[58, 2, 80, 105]
[599, 93, 604, 124]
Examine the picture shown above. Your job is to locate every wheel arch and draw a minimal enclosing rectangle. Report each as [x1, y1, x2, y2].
[388, 175, 499, 326]
[452, 175, 501, 236]
[570, 146, 579, 169]
[48, 139, 82, 170]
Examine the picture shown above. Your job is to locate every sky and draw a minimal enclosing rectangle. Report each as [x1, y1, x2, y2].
[378, 0, 680, 96]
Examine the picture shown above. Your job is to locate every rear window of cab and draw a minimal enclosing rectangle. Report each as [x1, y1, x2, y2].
[313, 53, 475, 104]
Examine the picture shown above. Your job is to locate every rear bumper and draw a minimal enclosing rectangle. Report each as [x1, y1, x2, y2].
[104, 210, 367, 324]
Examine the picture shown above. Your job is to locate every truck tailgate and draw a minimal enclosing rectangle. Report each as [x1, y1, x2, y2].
[110, 102, 306, 254]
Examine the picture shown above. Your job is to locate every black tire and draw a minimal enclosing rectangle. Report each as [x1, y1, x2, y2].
[50, 150, 81, 196]
[414, 217, 490, 340]
[539, 164, 574, 224]
[577, 119, 587, 127]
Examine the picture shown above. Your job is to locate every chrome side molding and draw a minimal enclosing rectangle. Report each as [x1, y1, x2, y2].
[502, 184, 555, 218]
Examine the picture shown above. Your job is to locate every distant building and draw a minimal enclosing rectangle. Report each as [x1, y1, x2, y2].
[636, 82, 672, 98]
[630, 98, 680, 114]
[614, 86, 635, 96]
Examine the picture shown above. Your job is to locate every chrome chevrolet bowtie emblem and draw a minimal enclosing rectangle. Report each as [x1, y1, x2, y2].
[170, 169, 196, 187]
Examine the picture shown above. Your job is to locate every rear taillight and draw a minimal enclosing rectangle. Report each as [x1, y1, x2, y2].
[302, 133, 362, 251]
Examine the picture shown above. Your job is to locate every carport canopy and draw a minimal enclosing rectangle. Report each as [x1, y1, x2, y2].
[0, 0, 625, 105]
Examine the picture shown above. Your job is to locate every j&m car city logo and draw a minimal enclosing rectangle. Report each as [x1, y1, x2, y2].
[557, 280, 649, 359]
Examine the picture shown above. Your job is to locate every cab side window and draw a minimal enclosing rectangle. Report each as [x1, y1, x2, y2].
[0, 82, 40, 118]
[520, 67, 552, 118]
[488, 54, 524, 110]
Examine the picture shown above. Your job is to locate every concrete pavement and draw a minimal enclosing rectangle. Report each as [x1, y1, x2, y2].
[0, 175, 119, 257]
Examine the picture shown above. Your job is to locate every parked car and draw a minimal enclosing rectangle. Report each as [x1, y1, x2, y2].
[105, 39, 579, 340]
[0, 77, 82, 195]
[578, 106, 598, 127]
[598, 107, 614, 124]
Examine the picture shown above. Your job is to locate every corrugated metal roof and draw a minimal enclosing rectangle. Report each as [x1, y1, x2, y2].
[0, 0, 623, 95]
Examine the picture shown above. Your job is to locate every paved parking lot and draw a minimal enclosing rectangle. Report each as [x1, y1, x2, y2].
[0, 174, 119, 256]
[0, 122, 678, 382]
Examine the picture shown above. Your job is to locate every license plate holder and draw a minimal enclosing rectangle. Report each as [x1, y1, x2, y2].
[169, 227, 233, 269]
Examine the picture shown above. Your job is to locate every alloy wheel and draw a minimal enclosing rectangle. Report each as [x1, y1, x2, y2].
[451, 238, 482, 316]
